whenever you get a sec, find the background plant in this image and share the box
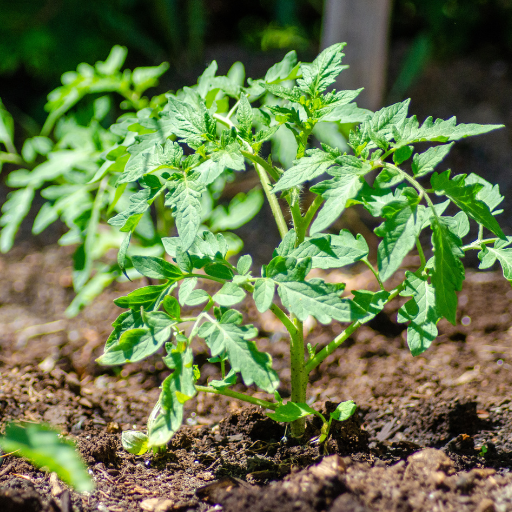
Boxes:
[95,43,510,451]
[0,46,266,315]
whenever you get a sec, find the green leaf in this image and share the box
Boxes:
[478,237,512,283]
[209,188,264,232]
[396,115,504,146]
[179,278,210,306]
[209,368,237,390]
[0,187,35,253]
[465,173,504,214]
[431,170,505,238]
[0,423,93,492]
[371,99,410,136]
[412,143,453,177]
[198,312,278,393]
[262,83,302,103]
[397,271,440,356]
[273,149,336,192]
[150,346,196,448]
[374,167,405,189]
[237,254,252,275]
[297,43,347,96]
[213,282,246,306]
[430,217,465,324]
[161,96,210,144]
[351,290,390,324]
[267,257,362,323]
[0,99,14,150]
[163,296,181,319]
[114,284,169,309]
[264,50,299,83]
[165,173,205,251]
[253,278,276,313]
[236,95,254,141]
[98,311,175,365]
[393,145,414,165]
[109,178,162,231]
[210,142,245,172]
[310,173,365,234]
[132,256,183,280]
[118,231,131,277]
[375,204,427,282]
[330,400,356,422]
[175,247,193,274]
[204,263,234,280]
[267,402,318,423]
[121,431,149,455]
[288,230,369,269]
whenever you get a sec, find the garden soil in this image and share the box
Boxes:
[2,241,512,512]
[3,51,512,512]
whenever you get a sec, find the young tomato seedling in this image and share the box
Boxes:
[96,44,509,452]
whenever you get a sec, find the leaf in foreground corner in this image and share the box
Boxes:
[0,423,93,492]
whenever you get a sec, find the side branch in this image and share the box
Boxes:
[195,385,277,410]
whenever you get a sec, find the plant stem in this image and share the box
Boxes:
[270,304,297,337]
[302,195,324,236]
[289,316,306,437]
[362,257,385,291]
[478,223,484,242]
[305,286,403,374]
[195,385,277,410]
[416,238,426,269]
[252,158,289,240]
[462,238,498,252]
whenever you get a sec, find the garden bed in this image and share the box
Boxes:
[2,243,512,512]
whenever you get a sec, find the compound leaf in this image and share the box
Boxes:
[397,271,440,356]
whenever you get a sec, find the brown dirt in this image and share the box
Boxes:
[2,241,512,512]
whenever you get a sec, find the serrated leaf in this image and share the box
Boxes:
[310,172,365,234]
[267,402,318,423]
[237,254,252,275]
[236,95,253,141]
[273,149,336,192]
[210,142,245,171]
[465,173,504,214]
[374,167,405,189]
[198,315,278,393]
[478,237,512,282]
[109,179,162,231]
[431,170,505,238]
[262,83,302,103]
[161,96,210,144]
[430,217,465,324]
[267,257,361,323]
[98,312,175,365]
[132,256,183,280]
[297,43,347,96]
[412,143,453,177]
[288,230,368,269]
[165,173,205,251]
[149,347,196,448]
[0,423,93,492]
[371,99,410,135]
[253,278,276,313]
[114,284,169,309]
[396,115,503,146]
[397,271,440,356]
[213,282,246,306]
[121,431,149,455]
[375,204,427,282]
[330,400,356,422]
[351,290,390,324]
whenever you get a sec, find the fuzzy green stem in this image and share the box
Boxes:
[195,385,277,410]
[303,195,324,235]
[240,150,281,182]
[462,238,499,252]
[289,316,306,437]
[270,304,297,337]
[478,223,484,242]
[416,238,427,269]
[305,286,403,374]
[362,257,385,291]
